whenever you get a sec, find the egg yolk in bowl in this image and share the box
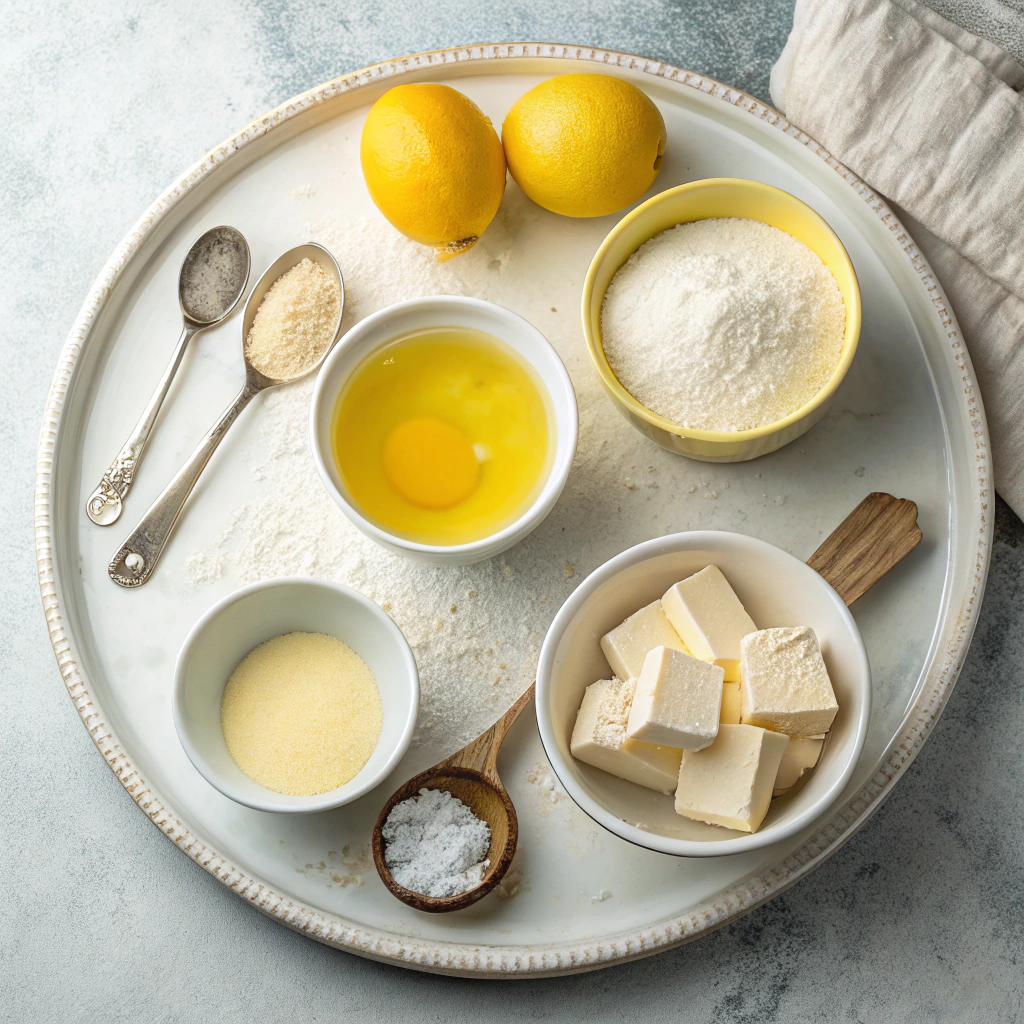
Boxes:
[332,327,553,546]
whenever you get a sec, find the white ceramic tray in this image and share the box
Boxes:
[36,44,991,977]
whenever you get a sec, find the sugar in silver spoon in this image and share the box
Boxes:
[108,243,345,588]
[86,225,251,526]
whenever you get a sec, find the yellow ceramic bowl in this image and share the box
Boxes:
[581,178,862,462]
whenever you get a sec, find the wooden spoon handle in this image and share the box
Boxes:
[807,492,922,606]
[441,683,536,782]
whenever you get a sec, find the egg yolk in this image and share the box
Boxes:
[382,417,480,510]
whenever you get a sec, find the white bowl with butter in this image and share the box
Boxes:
[536,533,870,857]
[173,577,419,813]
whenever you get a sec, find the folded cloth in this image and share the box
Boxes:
[770,0,1024,518]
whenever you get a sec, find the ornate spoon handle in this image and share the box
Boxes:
[108,376,266,588]
[86,324,198,526]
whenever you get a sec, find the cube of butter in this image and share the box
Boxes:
[740,627,838,737]
[600,601,688,681]
[626,646,724,750]
[570,677,682,794]
[661,566,756,681]
[720,681,742,724]
[773,735,825,795]
[674,724,789,833]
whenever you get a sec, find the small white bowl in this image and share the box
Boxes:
[309,296,578,566]
[172,577,419,813]
[536,532,870,857]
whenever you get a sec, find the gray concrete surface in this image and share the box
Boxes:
[3,1,1024,1020]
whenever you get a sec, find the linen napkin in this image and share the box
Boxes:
[770,0,1024,518]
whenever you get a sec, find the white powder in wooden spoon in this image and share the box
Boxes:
[382,788,490,897]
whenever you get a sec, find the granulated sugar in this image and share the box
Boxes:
[601,218,846,431]
[221,631,382,795]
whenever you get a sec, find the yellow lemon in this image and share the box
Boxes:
[502,74,667,218]
[360,84,506,261]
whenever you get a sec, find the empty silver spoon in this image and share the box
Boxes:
[108,243,345,588]
[86,225,251,526]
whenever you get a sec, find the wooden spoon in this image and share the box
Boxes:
[372,683,535,913]
[807,492,922,605]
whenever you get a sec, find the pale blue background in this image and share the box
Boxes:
[3,1,1024,1020]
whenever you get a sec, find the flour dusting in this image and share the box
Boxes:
[602,218,845,431]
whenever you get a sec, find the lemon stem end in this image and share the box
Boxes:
[433,236,479,262]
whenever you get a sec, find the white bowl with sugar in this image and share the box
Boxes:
[173,577,419,813]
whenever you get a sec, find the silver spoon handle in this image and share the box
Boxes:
[86,323,199,526]
[108,377,265,588]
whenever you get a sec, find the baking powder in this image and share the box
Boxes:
[382,788,491,897]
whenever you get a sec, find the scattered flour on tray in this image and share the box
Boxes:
[189,373,553,768]
[184,188,682,771]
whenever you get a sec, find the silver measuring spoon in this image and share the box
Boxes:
[86,225,251,526]
[108,243,345,588]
